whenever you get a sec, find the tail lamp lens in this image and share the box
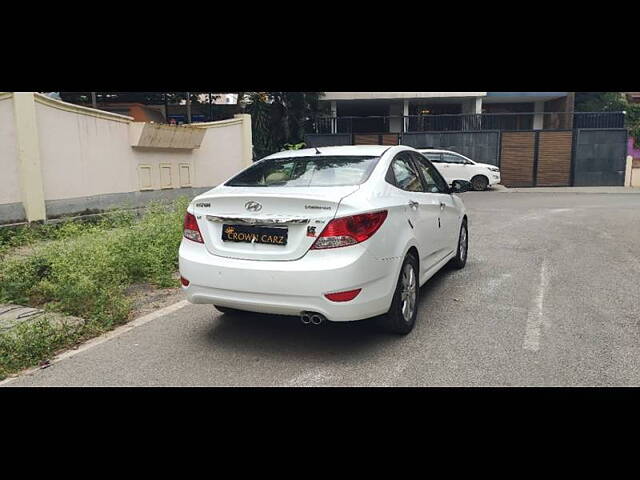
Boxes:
[183,212,204,243]
[312,210,388,250]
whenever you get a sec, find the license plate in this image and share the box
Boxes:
[222,224,288,246]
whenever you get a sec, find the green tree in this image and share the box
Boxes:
[242,92,324,160]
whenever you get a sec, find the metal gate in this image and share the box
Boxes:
[500,130,573,187]
[401,131,500,166]
[536,131,573,186]
[572,129,628,186]
[353,133,399,145]
[500,132,536,187]
[304,134,352,147]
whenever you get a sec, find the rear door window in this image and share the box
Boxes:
[413,153,450,193]
[389,153,424,192]
[443,153,466,164]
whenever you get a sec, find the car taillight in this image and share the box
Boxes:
[311,210,388,250]
[183,212,204,243]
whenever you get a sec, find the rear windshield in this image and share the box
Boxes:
[225,156,380,187]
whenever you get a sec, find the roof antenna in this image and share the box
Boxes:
[314,146,322,155]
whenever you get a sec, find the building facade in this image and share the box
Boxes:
[317,92,576,134]
[306,92,628,188]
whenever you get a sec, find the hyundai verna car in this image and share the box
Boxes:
[179,145,470,334]
[418,149,501,191]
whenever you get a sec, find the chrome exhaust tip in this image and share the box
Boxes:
[310,314,325,325]
[301,314,311,325]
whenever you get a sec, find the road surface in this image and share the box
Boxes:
[6,191,640,386]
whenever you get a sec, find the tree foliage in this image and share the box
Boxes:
[57,92,227,105]
[242,92,324,160]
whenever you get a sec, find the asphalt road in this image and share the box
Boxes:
[6,191,640,386]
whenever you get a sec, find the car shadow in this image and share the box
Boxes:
[202,263,453,361]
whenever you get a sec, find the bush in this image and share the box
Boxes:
[0,197,190,379]
[0,197,189,328]
[0,317,84,380]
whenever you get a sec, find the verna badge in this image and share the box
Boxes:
[245,201,262,212]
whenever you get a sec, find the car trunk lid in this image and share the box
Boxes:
[191,186,359,261]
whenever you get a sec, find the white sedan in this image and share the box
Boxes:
[179,145,470,334]
[418,149,501,191]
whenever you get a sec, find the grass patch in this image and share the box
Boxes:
[0,198,189,379]
[0,209,138,258]
[0,316,86,380]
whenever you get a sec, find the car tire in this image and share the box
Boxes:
[378,252,419,335]
[450,219,468,270]
[471,175,489,191]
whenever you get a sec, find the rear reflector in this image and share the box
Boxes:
[324,288,362,302]
[184,212,204,243]
[180,276,190,287]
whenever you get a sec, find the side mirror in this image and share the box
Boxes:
[451,179,472,193]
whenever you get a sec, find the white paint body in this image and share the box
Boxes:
[179,146,468,322]
[418,149,501,188]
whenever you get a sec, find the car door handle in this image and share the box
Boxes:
[408,200,419,209]
[439,202,446,210]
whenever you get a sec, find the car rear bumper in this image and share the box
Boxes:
[178,239,400,322]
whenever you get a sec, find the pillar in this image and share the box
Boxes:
[403,99,409,132]
[462,97,482,114]
[389,101,403,133]
[234,113,254,165]
[13,92,46,222]
[330,101,337,133]
[533,100,545,130]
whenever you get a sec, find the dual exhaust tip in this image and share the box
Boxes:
[301,312,326,325]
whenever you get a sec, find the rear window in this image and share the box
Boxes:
[225,156,380,187]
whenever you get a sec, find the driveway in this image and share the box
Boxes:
[5,191,640,386]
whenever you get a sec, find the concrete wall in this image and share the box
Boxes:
[0,95,20,205]
[630,157,640,188]
[0,94,25,223]
[0,93,252,224]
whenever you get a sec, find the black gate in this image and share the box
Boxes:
[400,131,500,166]
[572,129,628,186]
[304,134,353,148]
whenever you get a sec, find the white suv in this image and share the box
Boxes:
[418,149,501,191]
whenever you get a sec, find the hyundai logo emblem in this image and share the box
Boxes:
[245,201,262,212]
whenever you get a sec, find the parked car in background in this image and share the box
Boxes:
[179,145,472,335]
[418,149,501,191]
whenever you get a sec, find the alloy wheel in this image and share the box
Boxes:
[400,263,417,322]
[459,224,468,262]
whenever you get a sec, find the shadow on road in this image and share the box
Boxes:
[202,265,452,361]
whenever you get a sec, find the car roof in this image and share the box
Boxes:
[417,149,454,153]
[264,145,397,159]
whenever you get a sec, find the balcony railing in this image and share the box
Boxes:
[309,112,625,134]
